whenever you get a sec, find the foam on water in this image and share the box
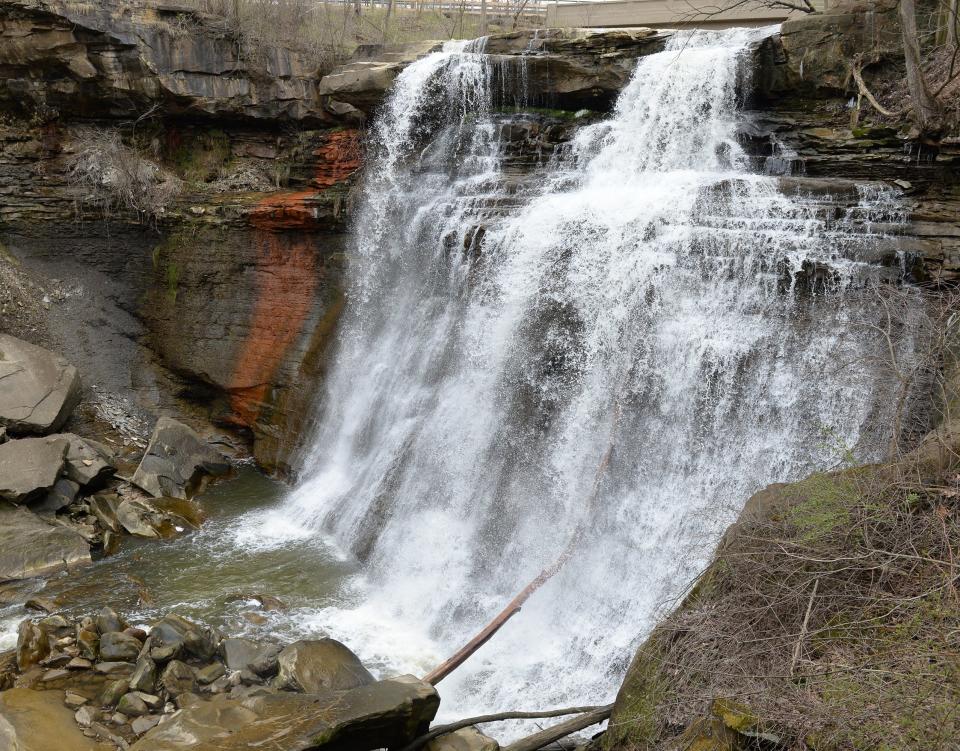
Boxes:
[233,28,918,729]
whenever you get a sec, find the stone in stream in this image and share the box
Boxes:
[131,714,161,736]
[0,504,90,579]
[424,727,501,751]
[130,417,230,499]
[150,613,219,660]
[89,494,122,533]
[94,607,125,635]
[116,691,149,717]
[131,675,440,751]
[115,499,160,538]
[274,638,375,693]
[98,631,142,661]
[196,661,226,685]
[77,629,99,660]
[0,334,81,435]
[16,619,51,671]
[160,660,197,697]
[221,637,282,675]
[128,657,157,692]
[0,436,70,504]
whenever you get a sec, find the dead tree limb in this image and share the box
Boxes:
[851,60,900,117]
[423,404,622,685]
[502,704,614,751]
[399,706,606,751]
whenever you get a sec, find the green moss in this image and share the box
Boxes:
[786,472,859,542]
[604,642,669,749]
[166,262,180,302]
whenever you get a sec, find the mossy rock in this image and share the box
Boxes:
[711,697,758,733]
[678,717,739,751]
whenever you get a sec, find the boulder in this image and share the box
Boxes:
[131,675,440,751]
[160,660,197,697]
[16,620,51,671]
[0,503,90,580]
[221,637,282,674]
[116,691,149,717]
[0,436,70,504]
[274,638,375,693]
[57,434,115,488]
[0,335,81,435]
[130,417,230,499]
[98,632,142,661]
[150,613,219,660]
[33,477,80,514]
[0,687,112,751]
[425,727,500,751]
[89,494,122,533]
[129,657,157,693]
[115,499,160,538]
[94,607,125,635]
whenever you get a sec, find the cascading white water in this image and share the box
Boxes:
[242,28,916,727]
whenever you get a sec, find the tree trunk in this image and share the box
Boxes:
[502,705,614,751]
[899,0,939,130]
[480,0,488,36]
[948,0,959,48]
[383,0,394,42]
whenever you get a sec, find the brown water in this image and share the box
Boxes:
[0,468,357,650]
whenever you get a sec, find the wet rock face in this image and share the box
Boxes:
[0,0,328,123]
[0,503,91,580]
[0,334,81,435]
[130,417,229,499]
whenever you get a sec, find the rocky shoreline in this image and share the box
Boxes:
[0,332,231,585]
[4,605,453,751]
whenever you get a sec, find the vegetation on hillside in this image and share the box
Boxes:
[605,291,960,750]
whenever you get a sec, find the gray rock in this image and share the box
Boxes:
[115,500,160,538]
[76,629,98,660]
[89,494,122,533]
[221,637,281,674]
[149,614,218,660]
[64,691,88,709]
[33,477,80,514]
[130,675,440,751]
[0,504,90,580]
[196,662,226,685]
[131,715,161,736]
[0,334,81,435]
[133,692,162,710]
[74,704,100,728]
[99,632,142,661]
[129,657,157,693]
[101,678,129,707]
[16,620,50,670]
[66,657,93,670]
[57,434,115,488]
[116,692,149,717]
[94,661,134,676]
[160,660,196,697]
[424,727,500,751]
[0,426,6,443]
[274,638,374,693]
[95,607,125,634]
[130,417,230,499]
[0,436,70,504]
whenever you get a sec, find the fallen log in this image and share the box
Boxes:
[502,703,614,751]
[399,705,606,751]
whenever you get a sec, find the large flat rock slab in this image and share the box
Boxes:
[0,334,80,435]
[0,503,91,579]
[131,417,230,499]
[132,675,440,750]
[0,436,69,504]
[0,687,112,751]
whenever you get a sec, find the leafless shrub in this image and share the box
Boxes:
[207,162,275,193]
[65,127,183,224]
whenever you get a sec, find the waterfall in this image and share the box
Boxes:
[242,29,916,727]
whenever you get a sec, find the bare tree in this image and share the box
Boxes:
[899,0,941,131]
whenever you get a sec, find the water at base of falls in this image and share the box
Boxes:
[232,28,921,729]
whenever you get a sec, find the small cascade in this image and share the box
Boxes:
[239,29,921,728]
